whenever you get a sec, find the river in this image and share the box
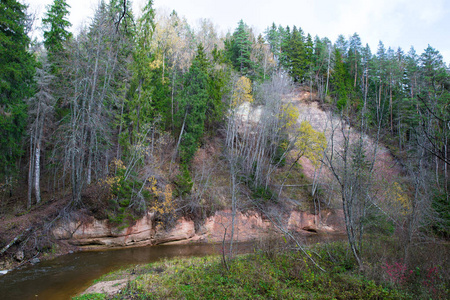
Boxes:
[0,234,345,300]
[0,242,254,300]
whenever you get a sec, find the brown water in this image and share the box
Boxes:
[0,243,253,300]
[0,235,344,300]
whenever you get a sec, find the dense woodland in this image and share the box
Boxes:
[1,0,450,293]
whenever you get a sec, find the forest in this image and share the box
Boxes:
[1,0,449,298]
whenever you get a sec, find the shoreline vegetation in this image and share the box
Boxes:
[74,239,449,300]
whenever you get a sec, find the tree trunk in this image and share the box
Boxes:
[34,141,41,204]
[27,136,34,209]
[325,47,331,97]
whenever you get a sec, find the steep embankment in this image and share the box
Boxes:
[1,87,405,268]
[51,87,406,250]
[290,88,403,206]
[51,209,344,250]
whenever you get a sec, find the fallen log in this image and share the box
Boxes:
[0,227,31,255]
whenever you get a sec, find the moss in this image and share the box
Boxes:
[89,242,410,299]
[72,293,106,300]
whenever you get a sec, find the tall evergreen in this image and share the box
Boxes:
[0,0,35,184]
[125,0,160,143]
[348,33,362,89]
[42,0,72,63]
[289,26,306,82]
[265,23,281,63]
[177,45,210,165]
[331,48,351,110]
[227,20,253,76]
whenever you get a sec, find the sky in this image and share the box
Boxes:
[25,0,450,63]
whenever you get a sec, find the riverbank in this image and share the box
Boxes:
[74,240,411,299]
[0,206,344,279]
[0,242,253,300]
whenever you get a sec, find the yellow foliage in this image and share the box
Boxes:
[113,158,126,171]
[149,57,163,70]
[232,76,253,107]
[279,103,299,131]
[147,177,174,216]
[391,182,410,215]
[295,121,327,166]
[100,159,126,199]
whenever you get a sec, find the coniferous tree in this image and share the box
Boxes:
[124,0,157,145]
[311,36,331,99]
[42,0,72,67]
[335,34,348,55]
[0,0,35,189]
[177,45,210,165]
[265,23,281,64]
[227,20,253,75]
[418,46,449,174]
[331,48,351,110]
[57,0,133,202]
[287,26,306,82]
[348,33,362,89]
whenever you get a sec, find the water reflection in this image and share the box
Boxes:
[0,242,252,300]
[0,234,344,300]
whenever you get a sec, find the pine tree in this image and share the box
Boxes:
[278,25,290,70]
[227,20,253,75]
[348,33,362,89]
[418,46,449,170]
[265,23,281,64]
[42,0,72,63]
[311,36,331,99]
[125,0,159,143]
[288,26,306,82]
[177,45,210,165]
[0,0,35,186]
[335,34,348,55]
[331,48,351,110]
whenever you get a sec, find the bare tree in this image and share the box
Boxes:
[224,72,297,256]
[322,99,382,268]
[56,2,132,203]
[27,54,55,208]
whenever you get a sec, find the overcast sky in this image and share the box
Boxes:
[26,0,450,63]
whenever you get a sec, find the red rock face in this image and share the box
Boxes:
[52,209,344,250]
[192,210,273,243]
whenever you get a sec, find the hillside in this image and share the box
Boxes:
[1,1,449,298]
[0,86,406,265]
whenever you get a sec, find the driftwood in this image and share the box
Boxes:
[0,227,31,255]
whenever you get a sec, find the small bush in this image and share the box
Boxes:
[72,293,106,300]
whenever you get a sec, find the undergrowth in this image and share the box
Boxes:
[74,240,426,300]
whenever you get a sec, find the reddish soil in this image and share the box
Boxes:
[0,193,78,270]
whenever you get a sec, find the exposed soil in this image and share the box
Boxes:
[0,192,78,270]
[81,277,136,297]
[290,87,403,205]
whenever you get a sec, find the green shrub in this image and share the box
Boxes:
[173,164,193,197]
[72,293,106,300]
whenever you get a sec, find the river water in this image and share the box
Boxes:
[0,242,253,300]
[0,234,344,300]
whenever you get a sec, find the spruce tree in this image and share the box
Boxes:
[0,0,35,184]
[177,45,210,165]
[288,26,306,82]
[265,23,281,63]
[331,48,351,109]
[227,20,253,75]
[42,0,72,63]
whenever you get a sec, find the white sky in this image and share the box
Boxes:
[25,0,450,63]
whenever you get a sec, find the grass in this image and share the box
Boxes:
[74,240,416,300]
